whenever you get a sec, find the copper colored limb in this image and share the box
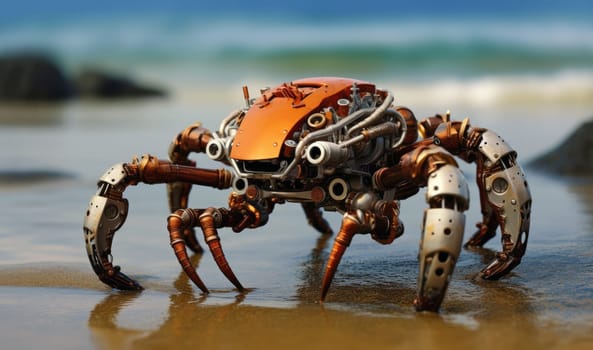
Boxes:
[168,122,212,165]
[128,154,233,189]
[167,123,213,221]
[480,200,531,280]
[182,227,203,254]
[130,154,233,255]
[371,201,404,245]
[168,182,192,212]
[464,212,498,247]
[227,194,269,233]
[199,208,245,291]
[320,214,359,301]
[301,202,333,235]
[167,210,209,293]
[83,157,226,291]
[167,182,202,253]
[481,249,522,280]
[418,115,446,138]
[395,106,419,146]
[126,154,233,255]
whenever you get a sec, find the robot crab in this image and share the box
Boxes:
[84,77,531,312]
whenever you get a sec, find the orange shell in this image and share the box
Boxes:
[230,77,376,161]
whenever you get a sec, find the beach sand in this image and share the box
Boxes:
[1,257,593,350]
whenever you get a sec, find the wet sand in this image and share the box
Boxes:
[1,102,593,349]
[1,258,593,350]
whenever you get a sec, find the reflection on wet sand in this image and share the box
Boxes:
[295,233,331,303]
[460,246,537,317]
[295,232,419,312]
[296,228,536,318]
[85,236,586,350]
[85,250,593,350]
[89,254,248,349]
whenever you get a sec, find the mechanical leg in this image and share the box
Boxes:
[166,194,269,293]
[373,145,469,311]
[415,164,468,311]
[320,192,403,301]
[301,202,334,236]
[468,130,531,279]
[432,121,532,279]
[167,122,214,252]
[83,154,233,290]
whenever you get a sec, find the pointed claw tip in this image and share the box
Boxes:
[479,269,502,281]
[128,281,143,290]
[480,255,521,281]
[320,284,330,302]
[229,279,244,292]
[190,278,210,294]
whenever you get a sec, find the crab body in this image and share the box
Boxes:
[84,77,531,312]
[209,78,403,211]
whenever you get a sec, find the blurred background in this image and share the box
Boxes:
[2,0,593,111]
[1,0,592,158]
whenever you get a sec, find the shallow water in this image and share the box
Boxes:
[1,96,593,349]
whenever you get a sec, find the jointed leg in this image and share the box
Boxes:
[320,214,358,301]
[302,202,334,236]
[373,145,469,311]
[166,194,270,293]
[431,119,532,279]
[415,164,468,311]
[444,126,531,279]
[320,193,404,301]
[473,149,531,279]
[83,154,233,290]
[167,123,214,252]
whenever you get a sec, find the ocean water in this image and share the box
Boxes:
[1,3,593,350]
[2,2,593,108]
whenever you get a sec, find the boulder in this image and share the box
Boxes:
[0,53,167,102]
[74,68,166,98]
[529,118,593,175]
[0,53,74,101]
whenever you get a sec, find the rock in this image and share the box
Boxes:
[0,169,75,184]
[0,53,167,102]
[74,68,166,98]
[0,53,74,101]
[529,118,593,175]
